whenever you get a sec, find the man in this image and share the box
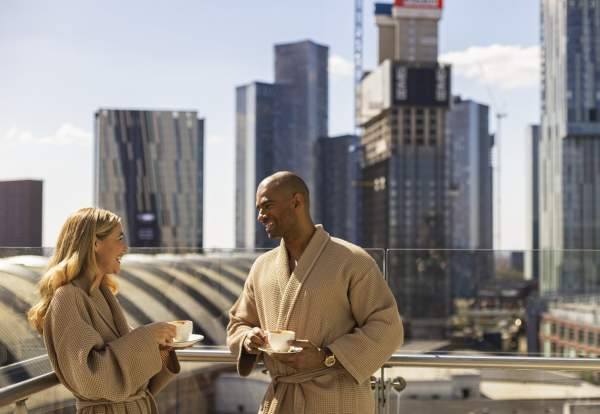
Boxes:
[227,171,403,413]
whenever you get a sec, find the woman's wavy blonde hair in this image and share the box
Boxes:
[28,207,122,334]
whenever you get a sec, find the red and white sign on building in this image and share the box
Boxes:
[394,0,443,9]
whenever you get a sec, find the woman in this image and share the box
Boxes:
[28,207,180,413]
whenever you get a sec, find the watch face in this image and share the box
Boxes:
[325,355,336,367]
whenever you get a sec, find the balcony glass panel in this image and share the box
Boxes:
[3,248,600,412]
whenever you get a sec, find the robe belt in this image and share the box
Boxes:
[75,389,157,413]
[263,367,346,414]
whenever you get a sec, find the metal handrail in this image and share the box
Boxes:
[177,348,600,370]
[4,349,600,408]
[0,372,57,407]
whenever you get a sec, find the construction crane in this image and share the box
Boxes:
[478,62,508,250]
[354,0,363,135]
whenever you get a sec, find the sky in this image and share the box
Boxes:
[0,0,540,250]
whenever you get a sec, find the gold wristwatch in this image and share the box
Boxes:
[323,347,336,367]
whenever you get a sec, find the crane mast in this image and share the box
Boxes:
[354,0,363,134]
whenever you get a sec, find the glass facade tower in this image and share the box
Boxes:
[540,0,600,294]
[95,109,204,248]
[235,40,328,248]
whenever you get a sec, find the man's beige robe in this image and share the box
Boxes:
[43,276,180,414]
[227,225,404,413]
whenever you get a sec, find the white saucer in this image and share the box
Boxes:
[258,346,302,355]
[171,334,204,348]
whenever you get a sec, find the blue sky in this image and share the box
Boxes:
[0,0,539,249]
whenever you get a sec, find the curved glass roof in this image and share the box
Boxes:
[0,252,257,385]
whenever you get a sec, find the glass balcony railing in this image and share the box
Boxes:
[2,247,600,413]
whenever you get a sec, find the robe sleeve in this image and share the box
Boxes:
[327,260,404,385]
[226,265,261,376]
[148,349,181,395]
[43,285,164,401]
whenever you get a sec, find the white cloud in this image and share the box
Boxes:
[329,54,354,77]
[2,123,92,146]
[440,44,540,90]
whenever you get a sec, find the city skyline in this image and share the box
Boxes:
[0,0,539,249]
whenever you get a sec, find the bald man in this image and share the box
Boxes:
[226,171,403,414]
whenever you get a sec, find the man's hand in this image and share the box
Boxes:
[243,327,267,354]
[269,339,325,371]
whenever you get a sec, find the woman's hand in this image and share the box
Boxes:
[146,322,177,347]
[158,346,180,373]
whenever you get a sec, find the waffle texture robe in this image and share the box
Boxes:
[43,277,180,414]
[227,225,404,413]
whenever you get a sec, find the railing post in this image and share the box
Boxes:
[13,398,28,414]
[370,375,384,414]
[378,367,386,413]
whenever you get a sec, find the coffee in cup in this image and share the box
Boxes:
[168,320,193,341]
[267,329,295,352]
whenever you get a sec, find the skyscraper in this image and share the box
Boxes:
[540,0,600,294]
[525,124,540,282]
[375,0,440,64]
[360,0,451,337]
[446,96,493,251]
[314,135,361,244]
[0,180,43,247]
[446,97,494,298]
[235,82,281,249]
[235,40,329,249]
[275,40,329,203]
[95,109,204,248]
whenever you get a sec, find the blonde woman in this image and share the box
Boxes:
[28,207,180,414]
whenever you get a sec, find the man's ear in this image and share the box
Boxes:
[94,239,100,253]
[292,193,302,208]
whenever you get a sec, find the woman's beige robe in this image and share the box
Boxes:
[227,225,404,413]
[43,277,180,414]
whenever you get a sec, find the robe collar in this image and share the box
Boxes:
[72,275,129,338]
[274,224,330,329]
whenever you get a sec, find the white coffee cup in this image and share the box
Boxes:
[267,330,295,352]
[169,320,193,341]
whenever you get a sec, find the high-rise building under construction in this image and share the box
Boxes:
[359,0,451,337]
